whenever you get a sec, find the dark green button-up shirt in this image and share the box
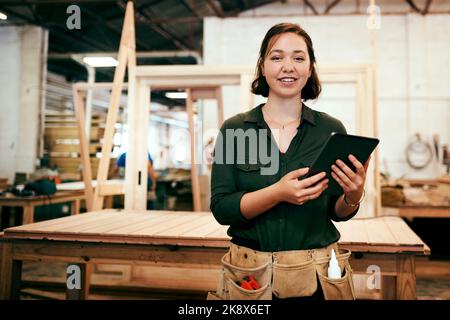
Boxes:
[210,103,358,252]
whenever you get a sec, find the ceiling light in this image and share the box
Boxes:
[165,92,187,99]
[0,12,7,20]
[82,56,118,67]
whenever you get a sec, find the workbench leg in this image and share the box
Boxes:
[104,196,113,209]
[381,276,396,300]
[0,243,22,299]
[66,263,92,300]
[23,204,34,225]
[396,254,416,300]
[71,199,80,215]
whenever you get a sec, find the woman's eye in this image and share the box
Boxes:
[270,56,281,61]
[294,57,305,62]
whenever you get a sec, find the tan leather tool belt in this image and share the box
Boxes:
[208,242,356,300]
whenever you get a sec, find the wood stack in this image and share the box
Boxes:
[44,113,118,180]
[381,185,406,207]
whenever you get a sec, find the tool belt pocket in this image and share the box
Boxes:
[315,248,356,300]
[272,251,317,299]
[217,250,272,300]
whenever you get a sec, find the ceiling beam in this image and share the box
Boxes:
[180,0,201,18]
[80,5,153,51]
[0,4,120,52]
[48,26,110,52]
[304,0,319,15]
[134,16,201,25]
[0,0,117,4]
[405,0,421,14]
[405,0,433,15]
[0,5,34,24]
[206,0,225,18]
[136,0,166,13]
[422,0,433,15]
[324,0,342,14]
[116,0,193,51]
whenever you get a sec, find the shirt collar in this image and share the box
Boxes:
[243,103,317,127]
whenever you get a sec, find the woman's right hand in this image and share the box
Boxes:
[274,168,329,205]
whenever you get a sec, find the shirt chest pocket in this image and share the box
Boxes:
[235,163,271,192]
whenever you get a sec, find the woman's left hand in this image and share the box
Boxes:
[331,154,371,204]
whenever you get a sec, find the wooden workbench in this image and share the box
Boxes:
[383,179,450,219]
[0,210,429,300]
[0,190,84,225]
[396,205,450,219]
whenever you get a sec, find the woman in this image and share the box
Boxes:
[209,23,370,300]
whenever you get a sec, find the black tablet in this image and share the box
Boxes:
[300,132,380,196]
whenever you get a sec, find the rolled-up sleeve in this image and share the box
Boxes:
[210,122,252,228]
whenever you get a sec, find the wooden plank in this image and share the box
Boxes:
[22,288,64,300]
[127,77,148,210]
[135,65,254,78]
[64,212,152,234]
[97,181,125,196]
[71,199,80,215]
[186,88,201,212]
[103,212,179,235]
[369,0,381,217]
[0,241,11,299]
[205,225,229,238]
[3,210,113,232]
[154,215,213,237]
[239,73,253,113]
[398,207,450,218]
[335,219,370,244]
[50,212,130,233]
[0,243,21,299]
[73,88,94,211]
[180,220,224,238]
[23,204,34,225]
[191,88,218,100]
[79,213,153,234]
[383,216,426,246]
[349,253,397,276]
[0,191,84,206]
[92,1,135,211]
[381,276,397,300]
[66,263,91,300]
[364,217,398,246]
[73,82,129,90]
[6,211,121,234]
[12,241,228,266]
[216,87,224,127]
[339,243,424,254]
[334,220,353,243]
[132,212,201,236]
[396,254,416,299]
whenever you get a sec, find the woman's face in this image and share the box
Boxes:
[262,32,312,100]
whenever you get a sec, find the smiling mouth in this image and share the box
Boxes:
[278,77,297,83]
